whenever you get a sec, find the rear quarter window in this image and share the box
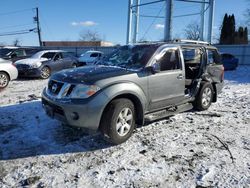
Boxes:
[207,49,221,65]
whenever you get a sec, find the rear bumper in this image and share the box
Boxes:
[215,82,223,94]
[41,89,109,131]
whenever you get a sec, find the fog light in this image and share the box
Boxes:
[71,112,79,120]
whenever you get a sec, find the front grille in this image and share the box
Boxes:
[48,80,64,95]
[16,64,31,70]
[48,80,75,97]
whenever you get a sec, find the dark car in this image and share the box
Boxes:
[0,47,40,63]
[15,50,78,79]
[221,53,239,70]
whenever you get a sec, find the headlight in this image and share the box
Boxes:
[31,62,42,68]
[70,84,100,99]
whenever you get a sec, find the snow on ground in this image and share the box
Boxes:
[0,67,250,187]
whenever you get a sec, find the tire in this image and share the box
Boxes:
[194,82,214,111]
[0,72,10,89]
[40,66,51,79]
[100,98,135,145]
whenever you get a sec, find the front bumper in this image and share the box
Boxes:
[17,68,41,77]
[41,89,109,131]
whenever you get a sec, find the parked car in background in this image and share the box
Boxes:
[0,58,18,89]
[0,46,40,63]
[78,51,104,66]
[14,50,78,79]
[221,53,239,70]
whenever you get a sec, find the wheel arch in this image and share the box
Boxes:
[99,93,145,131]
[0,71,10,80]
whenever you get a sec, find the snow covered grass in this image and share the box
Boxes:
[0,66,249,187]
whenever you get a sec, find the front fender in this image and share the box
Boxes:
[102,82,147,109]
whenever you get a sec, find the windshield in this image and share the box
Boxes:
[98,45,158,69]
[31,51,45,59]
[0,49,13,57]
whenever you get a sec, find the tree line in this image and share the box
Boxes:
[220,14,248,44]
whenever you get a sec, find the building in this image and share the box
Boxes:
[42,41,114,47]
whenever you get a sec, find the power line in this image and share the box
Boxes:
[0,8,33,16]
[0,23,34,30]
[141,4,165,39]
[0,28,36,37]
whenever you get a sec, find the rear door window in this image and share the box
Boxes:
[182,48,201,64]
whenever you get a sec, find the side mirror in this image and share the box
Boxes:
[147,63,160,74]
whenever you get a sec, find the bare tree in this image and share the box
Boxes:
[184,22,200,40]
[13,38,21,46]
[79,30,101,41]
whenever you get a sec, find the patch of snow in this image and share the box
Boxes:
[0,66,250,187]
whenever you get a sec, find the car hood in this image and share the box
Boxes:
[15,58,47,65]
[51,65,138,84]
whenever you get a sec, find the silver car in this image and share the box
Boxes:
[0,58,18,89]
[42,41,224,144]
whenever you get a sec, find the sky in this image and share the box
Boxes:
[0,0,249,46]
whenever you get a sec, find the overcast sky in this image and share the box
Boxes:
[0,0,248,46]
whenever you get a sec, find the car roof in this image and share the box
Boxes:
[85,50,103,54]
[38,50,65,53]
[2,46,19,49]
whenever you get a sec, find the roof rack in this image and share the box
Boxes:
[172,39,210,45]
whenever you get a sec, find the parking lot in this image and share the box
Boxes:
[0,66,249,187]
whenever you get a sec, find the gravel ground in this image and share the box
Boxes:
[0,66,249,187]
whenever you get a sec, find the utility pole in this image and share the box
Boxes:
[34,7,42,46]
[126,0,133,44]
[132,0,140,43]
[164,0,173,41]
[200,0,205,41]
[208,0,215,43]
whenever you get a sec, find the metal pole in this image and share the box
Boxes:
[132,0,140,43]
[35,7,42,46]
[164,0,173,41]
[208,0,215,43]
[200,0,205,41]
[126,0,133,44]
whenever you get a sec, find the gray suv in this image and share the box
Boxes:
[42,40,224,144]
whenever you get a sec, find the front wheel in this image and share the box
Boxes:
[40,66,51,79]
[100,98,135,145]
[0,72,10,89]
[194,82,214,111]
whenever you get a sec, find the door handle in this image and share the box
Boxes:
[177,74,183,80]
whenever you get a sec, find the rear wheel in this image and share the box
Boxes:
[40,66,51,79]
[100,98,135,144]
[194,82,214,111]
[0,72,9,89]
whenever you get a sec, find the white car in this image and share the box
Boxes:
[0,58,18,89]
[78,51,104,66]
